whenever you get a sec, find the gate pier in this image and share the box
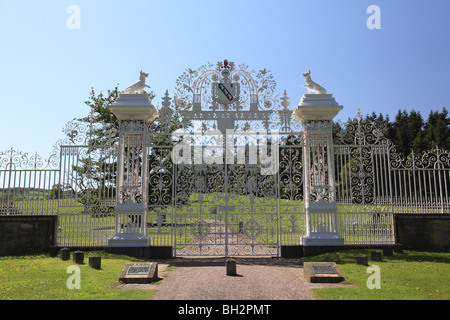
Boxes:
[108,93,158,247]
[293,94,345,247]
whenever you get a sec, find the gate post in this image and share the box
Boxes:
[293,93,345,247]
[108,93,158,247]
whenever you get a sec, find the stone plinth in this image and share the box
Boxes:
[292,94,343,122]
[301,232,345,246]
[119,262,158,284]
[303,262,344,283]
[109,94,158,121]
[108,233,152,247]
[108,205,151,247]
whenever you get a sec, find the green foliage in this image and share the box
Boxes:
[422,108,450,151]
[338,157,358,197]
[45,184,66,200]
[365,107,449,156]
[340,108,449,157]
[75,86,189,214]
[79,86,121,144]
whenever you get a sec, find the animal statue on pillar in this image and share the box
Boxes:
[301,70,327,94]
[123,70,151,94]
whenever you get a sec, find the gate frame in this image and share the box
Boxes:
[171,130,282,257]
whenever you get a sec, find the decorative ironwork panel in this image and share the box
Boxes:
[56,117,118,246]
[170,60,310,255]
[57,144,117,246]
[333,112,395,244]
[389,146,450,214]
[0,148,60,216]
[278,134,306,245]
[174,60,300,133]
[173,154,281,256]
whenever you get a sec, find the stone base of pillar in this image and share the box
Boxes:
[108,233,152,247]
[301,232,344,246]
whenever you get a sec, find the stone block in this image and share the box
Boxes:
[226,258,237,276]
[356,254,368,266]
[89,255,102,269]
[383,247,394,257]
[73,250,84,264]
[371,250,382,261]
[60,247,70,261]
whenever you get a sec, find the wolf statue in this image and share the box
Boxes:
[123,70,151,94]
[301,70,327,94]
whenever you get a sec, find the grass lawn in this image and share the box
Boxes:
[0,249,448,300]
[0,251,155,300]
[305,250,450,300]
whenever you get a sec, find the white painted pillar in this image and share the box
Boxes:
[108,94,158,247]
[293,94,345,246]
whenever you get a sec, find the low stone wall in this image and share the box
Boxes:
[281,244,399,258]
[0,215,58,256]
[395,214,450,252]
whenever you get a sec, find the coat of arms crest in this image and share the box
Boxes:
[212,59,240,106]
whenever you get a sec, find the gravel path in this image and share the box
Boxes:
[112,224,352,300]
[151,258,317,300]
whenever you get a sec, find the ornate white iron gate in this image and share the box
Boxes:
[2,60,448,254]
[167,60,299,256]
[173,141,280,256]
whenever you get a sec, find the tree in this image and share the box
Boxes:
[78,86,121,146]
[386,107,449,156]
[73,86,188,217]
[45,183,66,200]
[66,86,123,213]
[391,110,411,156]
[423,107,450,151]
[334,107,449,204]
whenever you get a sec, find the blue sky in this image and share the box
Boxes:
[0,0,449,158]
